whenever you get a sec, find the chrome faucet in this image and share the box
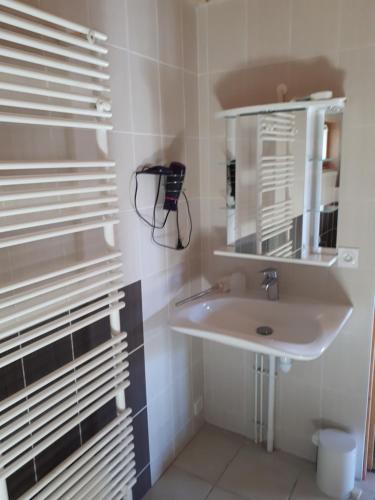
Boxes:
[260,268,279,301]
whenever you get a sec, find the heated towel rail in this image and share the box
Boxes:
[0,1,135,499]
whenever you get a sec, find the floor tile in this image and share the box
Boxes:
[143,466,212,500]
[206,487,246,500]
[218,444,302,500]
[174,424,246,484]
[290,466,330,499]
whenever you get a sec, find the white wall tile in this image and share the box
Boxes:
[127,0,158,58]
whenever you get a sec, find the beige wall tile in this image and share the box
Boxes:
[128,0,158,58]
[197,4,209,74]
[341,0,375,50]
[182,0,198,72]
[207,0,247,73]
[130,54,161,134]
[247,0,292,62]
[39,0,88,25]
[184,72,199,137]
[157,0,183,67]
[160,65,185,136]
[290,0,340,58]
[108,46,131,132]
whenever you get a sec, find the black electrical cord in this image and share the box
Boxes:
[134,170,192,251]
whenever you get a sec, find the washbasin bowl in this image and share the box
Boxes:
[170,293,353,360]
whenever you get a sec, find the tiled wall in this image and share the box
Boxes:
[197,0,375,477]
[1,0,205,494]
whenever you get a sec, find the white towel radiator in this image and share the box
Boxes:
[0,1,135,499]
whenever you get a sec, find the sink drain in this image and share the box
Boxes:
[256,326,273,336]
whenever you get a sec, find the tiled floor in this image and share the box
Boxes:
[144,424,375,500]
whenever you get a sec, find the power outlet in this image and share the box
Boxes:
[338,247,359,269]
[193,397,203,416]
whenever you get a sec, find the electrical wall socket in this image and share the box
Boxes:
[193,397,203,416]
[338,247,359,268]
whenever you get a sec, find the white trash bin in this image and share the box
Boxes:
[312,429,356,499]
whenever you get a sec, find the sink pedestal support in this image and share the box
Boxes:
[267,355,276,452]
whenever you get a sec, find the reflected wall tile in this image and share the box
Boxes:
[290,0,340,58]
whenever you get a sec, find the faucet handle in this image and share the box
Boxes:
[259,267,278,278]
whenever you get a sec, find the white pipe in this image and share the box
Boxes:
[0,218,119,249]
[0,98,112,118]
[0,196,118,217]
[0,82,99,104]
[254,354,258,443]
[0,333,127,411]
[0,251,121,295]
[0,161,115,170]
[0,47,109,79]
[0,12,107,53]
[267,356,276,452]
[0,184,117,202]
[0,379,130,478]
[0,0,107,40]
[0,113,112,130]
[20,415,133,500]
[0,64,110,92]
[0,28,108,67]
[260,355,264,443]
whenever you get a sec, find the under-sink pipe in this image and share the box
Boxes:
[267,355,276,452]
[254,354,258,442]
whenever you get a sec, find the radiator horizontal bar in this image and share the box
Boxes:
[261,155,294,161]
[67,445,135,500]
[0,11,107,54]
[0,184,117,202]
[0,357,129,444]
[0,98,112,118]
[0,282,124,340]
[261,200,292,212]
[52,437,134,500]
[0,82,100,104]
[0,172,116,184]
[260,136,296,142]
[0,260,122,309]
[0,271,123,326]
[0,28,108,67]
[19,412,133,500]
[261,218,293,232]
[0,46,109,80]
[0,379,130,478]
[261,226,293,242]
[0,63,110,92]
[260,184,293,193]
[0,208,119,234]
[90,463,136,500]
[0,161,115,170]
[266,241,293,257]
[0,0,107,41]
[0,333,127,412]
[0,112,113,129]
[0,217,119,249]
[0,300,124,367]
[261,221,293,236]
[0,251,121,295]
[0,195,118,217]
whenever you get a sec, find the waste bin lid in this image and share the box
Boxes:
[318,429,356,453]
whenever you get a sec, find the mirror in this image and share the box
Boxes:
[223,103,344,265]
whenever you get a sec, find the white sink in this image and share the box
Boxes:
[170,293,353,361]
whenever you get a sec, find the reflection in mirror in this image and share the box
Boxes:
[224,102,344,265]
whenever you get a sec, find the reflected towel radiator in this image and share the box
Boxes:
[0,1,135,499]
[256,113,296,258]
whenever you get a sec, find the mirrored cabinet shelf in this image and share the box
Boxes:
[215,97,346,267]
